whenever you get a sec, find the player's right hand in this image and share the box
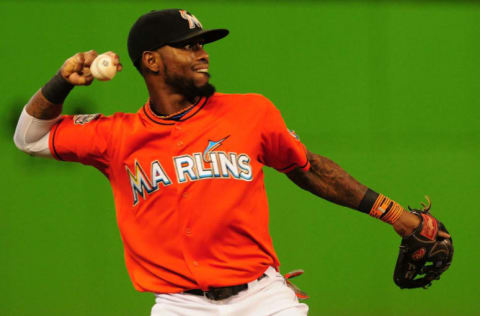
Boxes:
[59,50,99,86]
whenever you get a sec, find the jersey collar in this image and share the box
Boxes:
[141,96,209,125]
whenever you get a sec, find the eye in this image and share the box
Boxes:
[183,42,204,51]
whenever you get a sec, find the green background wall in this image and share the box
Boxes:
[1,1,478,315]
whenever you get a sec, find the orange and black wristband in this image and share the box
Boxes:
[358,189,405,225]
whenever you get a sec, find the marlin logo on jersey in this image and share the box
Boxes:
[126,136,252,206]
[203,136,229,162]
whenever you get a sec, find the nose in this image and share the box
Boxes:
[195,44,209,63]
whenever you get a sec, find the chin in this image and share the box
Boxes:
[197,82,216,98]
[194,74,210,87]
[165,73,215,102]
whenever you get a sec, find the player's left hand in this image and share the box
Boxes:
[393,206,450,239]
[393,197,453,289]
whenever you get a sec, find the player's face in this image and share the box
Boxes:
[157,40,215,101]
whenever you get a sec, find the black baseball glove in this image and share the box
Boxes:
[393,197,453,289]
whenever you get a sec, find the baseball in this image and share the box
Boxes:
[90,53,117,81]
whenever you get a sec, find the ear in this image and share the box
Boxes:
[141,51,161,73]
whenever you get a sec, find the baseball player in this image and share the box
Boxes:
[13,9,452,316]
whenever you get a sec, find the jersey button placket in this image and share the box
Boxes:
[172,123,184,148]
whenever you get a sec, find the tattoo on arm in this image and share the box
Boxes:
[287,150,368,209]
[25,90,63,120]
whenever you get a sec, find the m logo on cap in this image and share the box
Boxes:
[180,10,203,29]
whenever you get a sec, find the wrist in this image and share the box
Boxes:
[358,189,409,226]
[393,211,421,237]
[41,72,74,104]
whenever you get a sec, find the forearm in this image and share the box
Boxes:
[288,150,421,236]
[26,70,77,119]
[26,89,63,119]
[288,151,367,209]
[15,71,74,156]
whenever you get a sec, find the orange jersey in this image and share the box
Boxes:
[49,93,310,293]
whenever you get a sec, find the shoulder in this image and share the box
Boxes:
[210,92,278,112]
[109,111,137,121]
[105,112,144,132]
[212,92,272,103]
[65,111,132,122]
[63,112,140,132]
[90,111,140,124]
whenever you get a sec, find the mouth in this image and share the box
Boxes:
[195,68,209,75]
[193,64,209,75]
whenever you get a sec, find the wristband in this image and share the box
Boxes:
[370,194,404,224]
[41,72,74,104]
[358,189,405,224]
[358,188,379,213]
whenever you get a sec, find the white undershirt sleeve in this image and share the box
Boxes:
[13,106,61,158]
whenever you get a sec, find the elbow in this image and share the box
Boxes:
[13,127,26,152]
[13,106,55,157]
[13,109,32,154]
[306,150,324,171]
[13,137,49,156]
[287,167,317,193]
[13,132,32,155]
[13,128,48,156]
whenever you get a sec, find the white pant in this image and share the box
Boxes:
[151,267,309,316]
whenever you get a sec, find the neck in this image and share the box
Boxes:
[145,78,198,116]
[149,91,198,116]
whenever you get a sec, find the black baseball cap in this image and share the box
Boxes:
[128,9,229,67]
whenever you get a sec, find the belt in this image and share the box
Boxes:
[184,274,267,301]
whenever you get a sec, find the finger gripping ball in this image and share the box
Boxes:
[91,54,117,81]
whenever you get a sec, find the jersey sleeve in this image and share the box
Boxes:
[49,113,113,176]
[258,97,310,173]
